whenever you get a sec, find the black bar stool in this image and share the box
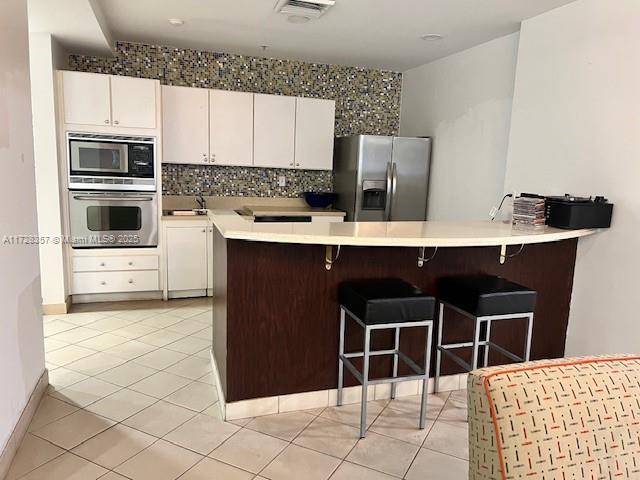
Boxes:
[434,274,537,392]
[338,278,435,438]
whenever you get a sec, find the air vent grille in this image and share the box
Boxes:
[288,0,324,11]
[275,0,335,18]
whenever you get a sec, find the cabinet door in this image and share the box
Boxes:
[162,85,209,164]
[253,93,296,168]
[167,226,208,291]
[295,98,335,170]
[110,76,157,128]
[62,71,111,126]
[210,90,254,166]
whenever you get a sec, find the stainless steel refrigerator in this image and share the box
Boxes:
[333,135,432,221]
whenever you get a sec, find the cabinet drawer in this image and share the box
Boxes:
[73,255,159,272]
[72,270,159,294]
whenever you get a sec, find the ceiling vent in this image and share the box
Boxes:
[274,0,336,19]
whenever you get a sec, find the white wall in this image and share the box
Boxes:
[504,0,640,354]
[0,0,46,452]
[28,31,68,308]
[400,33,519,220]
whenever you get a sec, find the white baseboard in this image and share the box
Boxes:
[72,291,163,304]
[168,289,208,300]
[42,296,71,315]
[209,349,226,420]
[0,369,49,479]
[221,373,468,421]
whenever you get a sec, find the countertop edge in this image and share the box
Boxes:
[208,211,598,247]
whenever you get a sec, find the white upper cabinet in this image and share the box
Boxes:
[253,93,296,169]
[294,97,335,170]
[162,85,209,164]
[210,90,254,166]
[158,85,335,170]
[62,71,111,126]
[61,71,158,129]
[110,76,157,129]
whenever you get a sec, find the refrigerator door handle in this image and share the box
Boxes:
[384,162,392,220]
[390,162,398,220]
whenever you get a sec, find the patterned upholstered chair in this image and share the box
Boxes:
[467,355,640,480]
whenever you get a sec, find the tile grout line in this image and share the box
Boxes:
[401,390,459,479]
[38,300,468,480]
[33,302,217,477]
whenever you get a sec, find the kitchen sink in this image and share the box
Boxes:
[163,209,208,216]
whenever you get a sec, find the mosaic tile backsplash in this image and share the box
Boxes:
[69,41,402,197]
[162,164,332,197]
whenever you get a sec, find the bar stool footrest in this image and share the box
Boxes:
[340,353,426,382]
[437,341,526,372]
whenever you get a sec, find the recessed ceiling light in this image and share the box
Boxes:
[287,14,311,24]
[420,33,443,41]
[168,18,185,27]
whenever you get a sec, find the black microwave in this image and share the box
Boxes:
[68,133,156,191]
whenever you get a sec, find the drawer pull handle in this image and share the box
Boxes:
[128,262,133,266]
[114,120,120,125]
[100,262,106,267]
[202,229,206,233]
[100,281,106,285]
[128,279,134,284]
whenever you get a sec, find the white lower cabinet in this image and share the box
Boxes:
[71,254,160,295]
[165,222,211,297]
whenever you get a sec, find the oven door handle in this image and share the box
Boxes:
[72,195,154,201]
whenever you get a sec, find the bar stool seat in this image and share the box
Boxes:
[338,278,435,438]
[339,278,436,324]
[434,274,537,393]
[438,275,537,317]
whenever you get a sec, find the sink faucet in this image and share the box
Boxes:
[196,194,207,210]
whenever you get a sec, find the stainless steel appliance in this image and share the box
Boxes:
[68,133,156,191]
[333,135,432,221]
[68,191,158,248]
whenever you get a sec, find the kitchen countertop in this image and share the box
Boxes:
[208,210,597,247]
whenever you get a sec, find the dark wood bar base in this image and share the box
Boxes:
[212,230,578,402]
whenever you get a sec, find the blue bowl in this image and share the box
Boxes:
[303,192,338,209]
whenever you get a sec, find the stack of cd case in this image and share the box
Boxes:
[512,196,546,228]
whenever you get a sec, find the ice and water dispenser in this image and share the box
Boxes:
[361,180,386,210]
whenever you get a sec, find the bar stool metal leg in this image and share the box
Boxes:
[337,308,346,407]
[419,322,433,429]
[483,319,492,368]
[391,327,400,400]
[471,317,481,371]
[524,313,534,361]
[360,326,371,438]
[434,303,445,393]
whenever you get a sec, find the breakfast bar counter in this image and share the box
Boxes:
[209,210,595,248]
[208,210,597,406]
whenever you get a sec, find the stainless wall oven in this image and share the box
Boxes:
[68,132,156,191]
[68,191,158,248]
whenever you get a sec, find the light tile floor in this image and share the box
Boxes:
[8,298,469,480]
